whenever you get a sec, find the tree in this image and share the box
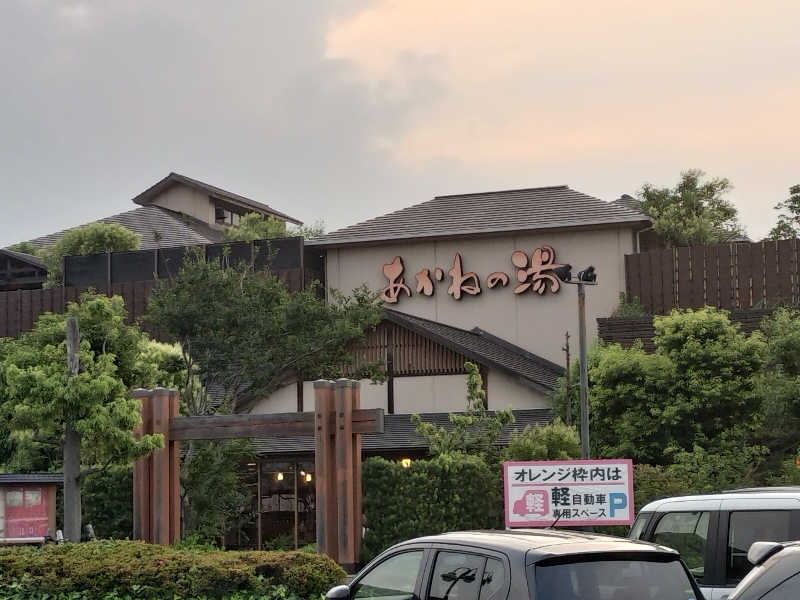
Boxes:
[411,362,513,462]
[637,169,742,247]
[503,419,581,461]
[0,296,161,540]
[769,185,800,240]
[147,248,382,413]
[6,241,40,256]
[222,212,326,243]
[39,222,140,287]
[556,308,765,465]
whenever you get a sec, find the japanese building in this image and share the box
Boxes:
[242,185,650,548]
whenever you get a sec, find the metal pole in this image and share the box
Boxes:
[563,331,571,427]
[293,463,299,550]
[577,283,590,459]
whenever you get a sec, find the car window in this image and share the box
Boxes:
[353,551,425,600]
[629,512,650,540]
[652,511,710,583]
[727,512,793,584]
[761,571,800,600]
[532,557,698,600]
[429,551,485,600]
[478,558,505,600]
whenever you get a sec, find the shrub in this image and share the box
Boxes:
[361,454,501,562]
[0,540,345,600]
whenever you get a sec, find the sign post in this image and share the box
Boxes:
[503,459,633,528]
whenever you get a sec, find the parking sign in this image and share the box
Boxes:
[503,459,634,527]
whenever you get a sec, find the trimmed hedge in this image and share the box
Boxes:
[0,540,345,600]
[361,455,502,562]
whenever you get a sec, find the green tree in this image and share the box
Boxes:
[6,241,40,256]
[769,185,800,240]
[40,222,140,287]
[412,362,513,462]
[560,308,765,465]
[222,212,326,242]
[637,169,742,247]
[503,419,581,461]
[147,249,382,412]
[0,296,161,540]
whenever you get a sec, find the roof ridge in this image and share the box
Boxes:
[434,184,570,199]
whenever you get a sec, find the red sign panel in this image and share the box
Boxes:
[3,486,49,538]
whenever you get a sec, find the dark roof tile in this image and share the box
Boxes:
[313,186,649,246]
[251,408,552,456]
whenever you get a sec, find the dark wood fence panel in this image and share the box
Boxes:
[626,240,800,313]
[598,309,774,352]
[348,321,468,378]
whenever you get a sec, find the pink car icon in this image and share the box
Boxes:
[513,489,549,517]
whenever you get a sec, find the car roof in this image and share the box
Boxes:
[392,529,678,561]
[730,542,800,600]
[640,488,800,512]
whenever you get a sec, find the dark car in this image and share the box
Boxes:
[325,530,703,600]
[728,541,800,600]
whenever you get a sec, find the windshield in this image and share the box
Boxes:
[531,555,699,600]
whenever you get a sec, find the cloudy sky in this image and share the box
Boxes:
[1,1,797,246]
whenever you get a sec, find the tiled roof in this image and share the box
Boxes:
[313,185,650,246]
[0,248,46,269]
[384,309,564,392]
[0,473,62,484]
[26,206,225,251]
[133,172,302,225]
[251,408,552,456]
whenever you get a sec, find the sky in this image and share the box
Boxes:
[1,0,798,246]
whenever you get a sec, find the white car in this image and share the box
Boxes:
[629,487,800,600]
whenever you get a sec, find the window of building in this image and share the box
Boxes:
[24,489,41,507]
[215,204,243,226]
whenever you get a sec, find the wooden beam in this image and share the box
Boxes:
[168,408,384,441]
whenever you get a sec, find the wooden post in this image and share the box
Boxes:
[132,388,180,545]
[314,380,337,560]
[256,460,262,550]
[293,462,299,550]
[335,380,355,569]
[351,381,362,563]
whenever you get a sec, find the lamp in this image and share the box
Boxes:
[276,472,284,481]
[305,473,312,483]
[400,458,412,468]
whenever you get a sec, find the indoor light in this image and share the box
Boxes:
[276,472,284,481]
[400,458,412,468]
[305,473,312,483]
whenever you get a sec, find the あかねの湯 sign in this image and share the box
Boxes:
[503,459,634,527]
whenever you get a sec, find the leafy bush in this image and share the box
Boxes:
[361,454,501,562]
[610,292,649,317]
[0,540,345,600]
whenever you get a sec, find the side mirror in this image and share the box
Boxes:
[326,585,351,600]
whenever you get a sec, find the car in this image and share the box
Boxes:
[325,529,703,600]
[629,487,800,599]
[728,541,800,599]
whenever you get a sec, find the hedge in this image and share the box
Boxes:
[0,540,345,600]
[361,455,502,561]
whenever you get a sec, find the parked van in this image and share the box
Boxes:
[629,487,800,600]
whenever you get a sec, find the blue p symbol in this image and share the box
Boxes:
[609,493,627,517]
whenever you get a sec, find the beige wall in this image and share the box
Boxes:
[325,226,635,364]
[487,370,550,410]
[250,368,549,416]
[149,183,216,225]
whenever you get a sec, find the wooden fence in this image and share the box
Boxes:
[625,239,799,314]
[0,268,309,339]
[598,309,772,352]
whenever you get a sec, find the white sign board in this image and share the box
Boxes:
[503,459,634,528]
